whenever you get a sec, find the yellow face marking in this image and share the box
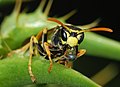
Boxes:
[47,40,51,43]
[77,34,82,40]
[70,29,79,33]
[63,25,71,33]
[61,38,66,44]
[65,31,70,38]
[66,28,84,34]
[67,37,78,47]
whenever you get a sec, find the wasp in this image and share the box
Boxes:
[8,18,112,82]
[28,18,113,82]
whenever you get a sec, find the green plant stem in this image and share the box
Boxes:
[80,32,120,61]
[0,55,101,87]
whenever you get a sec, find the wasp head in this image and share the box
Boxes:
[60,25,84,47]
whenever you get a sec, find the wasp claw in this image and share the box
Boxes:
[48,62,53,73]
[31,76,36,83]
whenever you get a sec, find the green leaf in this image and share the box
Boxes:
[0,55,101,87]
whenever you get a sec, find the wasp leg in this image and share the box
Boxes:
[44,42,53,73]
[65,49,86,68]
[41,28,53,73]
[7,43,30,57]
[77,49,86,58]
[28,29,48,83]
[7,28,44,57]
[28,36,38,83]
[63,49,86,68]
[57,60,73,68]
[65,61,73,68]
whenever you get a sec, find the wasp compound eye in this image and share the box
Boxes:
[61,29,67,41]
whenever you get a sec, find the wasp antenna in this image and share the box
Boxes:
[48,18,71,32]
[79,27,113,33]
[48,18,64,25]
[88,28,113,32]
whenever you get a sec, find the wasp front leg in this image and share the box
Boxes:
[42,29,53,73]
[28,29,48,83]
[28,36,39,83]
[77,49,86,58]
[7,43,30,57]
